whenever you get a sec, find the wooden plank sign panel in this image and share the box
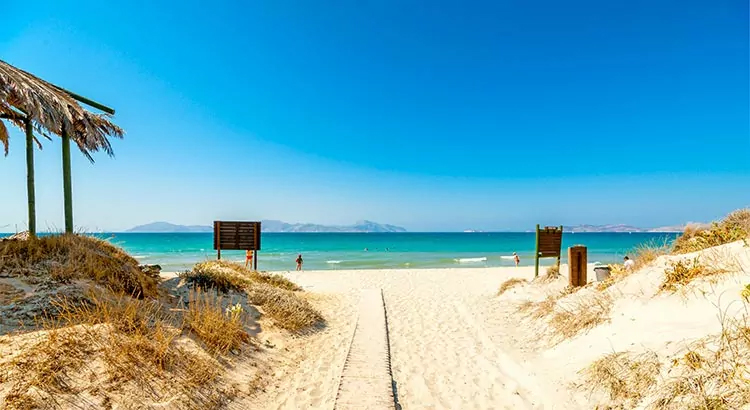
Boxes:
[534,224,563,277]
[537,227,563,257]
[213,221,262,251]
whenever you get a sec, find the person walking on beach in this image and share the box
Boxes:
[296,254,303,271]
[513,252,520,267]
[245,250,253,269]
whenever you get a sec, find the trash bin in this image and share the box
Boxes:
[594,266,611,281]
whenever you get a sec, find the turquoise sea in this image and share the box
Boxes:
[1,232,677,272]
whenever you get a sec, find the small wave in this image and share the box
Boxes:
[454,257,487,263]
[326,260,342,264]
[500,255,515,260]
[132,255,145,259]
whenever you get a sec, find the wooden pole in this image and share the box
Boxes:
[216,221,221,260]
[62,128,74,233]
[55,87,115,115]
[25,119,36,238]
[557,225,563,268]
[253,250,258,271]
[534,224,540,277]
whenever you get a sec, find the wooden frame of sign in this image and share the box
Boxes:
[535,224,563,277]
[213,221,261,270]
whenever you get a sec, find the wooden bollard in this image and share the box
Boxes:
[568,245,587,287]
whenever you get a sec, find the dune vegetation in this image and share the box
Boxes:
[501,208,750,408]
[497,278,526,296]
[180,260,322,333]
[0,234,320,409]
[672,208,750,254]
[0,234,159,298]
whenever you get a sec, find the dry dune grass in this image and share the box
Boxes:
[660,258,729,293]
[497,278,526,296]
[672,209,750,254]
[517,294,558,319]
[0,291,236,409]
[184,261,301,292]
[581,310,750,410]
[184,288,251,354]
[653,313,750,409]
[597,241,668,291]
[183,261,321,333]
[533,264,561,285]
[245,283,323,332]
[596,264,627,291]
[550,293,612,342]
[0,234,159,298]
[517,286,578,318]
[581,351,661,409]
[0,237,319,408]
[632,240,670,270]
[517,286,610,343]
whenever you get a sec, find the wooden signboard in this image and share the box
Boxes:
[213,221,261,269]
[535,224,563,277]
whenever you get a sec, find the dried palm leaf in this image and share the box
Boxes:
[0,59,123,160]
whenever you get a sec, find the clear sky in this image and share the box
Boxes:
[1,0,748,232]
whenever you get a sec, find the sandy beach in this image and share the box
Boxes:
[1,226,748,409]
[253,265,571,409]
[251,240,750,409]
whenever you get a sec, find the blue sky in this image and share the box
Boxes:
[0,0,748,232]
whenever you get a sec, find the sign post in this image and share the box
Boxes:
[213,221,262,265]
[568,245,587,287]
[534,224,563,277]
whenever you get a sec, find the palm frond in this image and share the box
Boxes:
[0,120,8,155]
[0,59,123,161]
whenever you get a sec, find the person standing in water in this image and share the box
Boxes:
[296,254,303,271]
[513,252,520,267]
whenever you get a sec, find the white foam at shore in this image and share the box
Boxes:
[454,257,487,263]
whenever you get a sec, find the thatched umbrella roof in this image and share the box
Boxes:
[0,59,123,160]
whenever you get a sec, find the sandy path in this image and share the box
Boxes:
[384,270,540,410]
[248,292,358,410]
[278,267,547,409]
[335,289,395,410]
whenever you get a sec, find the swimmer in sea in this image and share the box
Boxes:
[513,252,520,267]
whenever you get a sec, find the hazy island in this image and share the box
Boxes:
[126,220,407,233]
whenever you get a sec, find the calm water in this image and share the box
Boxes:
[2,232,676,272]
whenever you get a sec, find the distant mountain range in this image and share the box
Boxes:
[125,221,703,234]
[562,223,708,233]
[126,220,407,233]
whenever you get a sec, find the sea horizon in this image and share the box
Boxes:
[2,231,679,272]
